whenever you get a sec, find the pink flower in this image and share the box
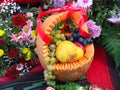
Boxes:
[27,20,33,26]
[26,12,33,17]
[16,63,24,71]
[76,0,93,9]
[22,25,32,36]
[10,33,21,42]
[89,85,102,90]
[28,36,35,43]
[45,87,55,90]
[72,2,80,8]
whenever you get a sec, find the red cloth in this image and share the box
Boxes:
[0,65,43,83]
[8,0,42,4]
[86,46,114,90]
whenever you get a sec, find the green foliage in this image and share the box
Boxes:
[53,82,89,90]
[100,27,120,69]
[88,0,120,69]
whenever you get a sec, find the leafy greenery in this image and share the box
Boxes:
[88,0,120,69]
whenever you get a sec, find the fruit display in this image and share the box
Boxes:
[36,6,94,82]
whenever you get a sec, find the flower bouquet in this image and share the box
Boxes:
[0,2,40,79]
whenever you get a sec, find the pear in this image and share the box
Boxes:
[56,40,84,63]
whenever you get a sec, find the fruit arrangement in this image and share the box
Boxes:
[36,6,94,83]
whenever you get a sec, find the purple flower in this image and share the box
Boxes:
[108,11,120,24]
[87,20,96,29]
[108,18,120,24]
[87,19,101,39]
[73,0,93,9]
[90,25,101,39]
[53,0,65,8]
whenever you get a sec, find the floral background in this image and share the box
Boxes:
[0,1,40,78]
[0,0,120,89]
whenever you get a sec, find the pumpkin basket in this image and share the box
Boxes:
[36,5,94,81]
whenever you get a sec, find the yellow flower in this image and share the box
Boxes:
[31,30,36,39]
[25,50,31,61]
[22,48,29,54]
[0,49,4,57]
[0,30,5,36]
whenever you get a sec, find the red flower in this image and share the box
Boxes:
[0,39,5,45]
[5,66,20,78]
[0,0,4,4]
[8,48,19,59]
[12,13,27,27]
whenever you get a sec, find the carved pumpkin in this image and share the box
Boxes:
[36,6,94,81]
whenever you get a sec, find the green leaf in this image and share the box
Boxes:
[101,36,120,69]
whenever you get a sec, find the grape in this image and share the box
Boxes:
[78,37,84,43]
[67,37,74,42]
[56,40,62,45]
[55,34,61,39]
[53,38,58,43]
[45,56,51,63]
[82,40,87,46]
[72,33,80,40]
[48,71,52,75]
[49,74,53,79]
[56,30,61,34]
[86,37,93,44]
[50,31,56,36]
[44,70,48,74]
[51,75,56,79]
[61,34,65,39]
[69,28,73,32]
[49,44,56,50]
[74,28,79,33]
[49,51,55,57]
[50,36,54,39]
[47,65,53,71]
[50,57,57,64]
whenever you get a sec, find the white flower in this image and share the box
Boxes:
[10,10,13,14]
[26,12,33,18]
[17,6,21,10]
[5,6,8,9]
